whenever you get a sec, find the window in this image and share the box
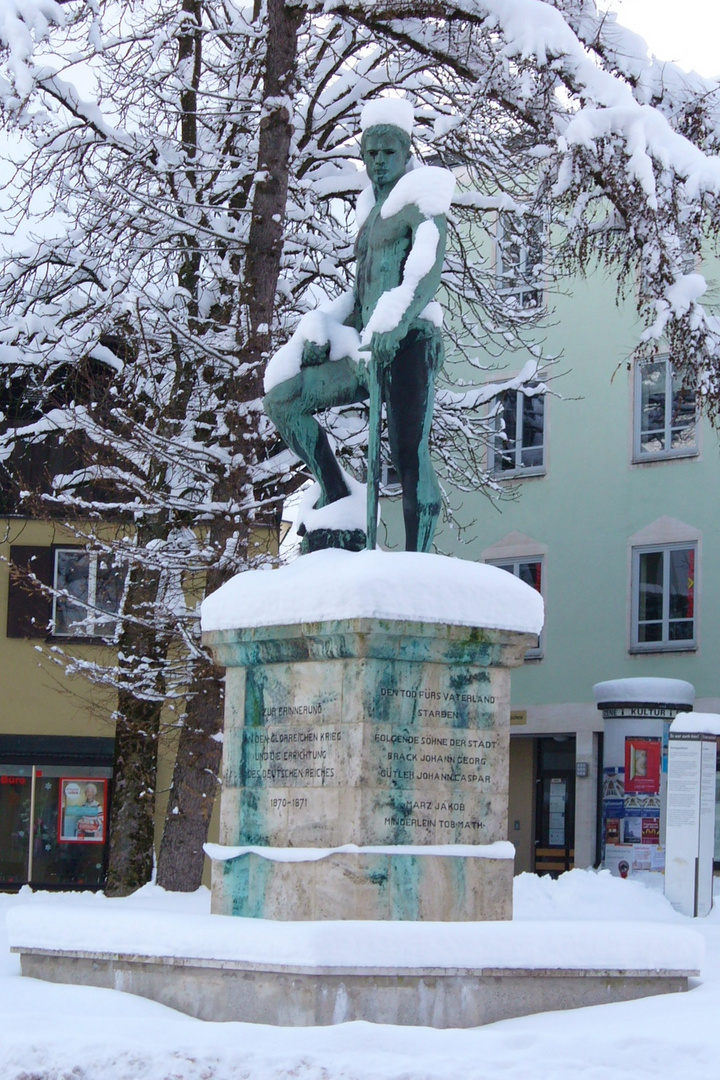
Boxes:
[52,549,123,638]
[634,357,696,460]
[490,388,545,474]
[488,557,544,657]
[632,543,696,650]
[496,212,544,309]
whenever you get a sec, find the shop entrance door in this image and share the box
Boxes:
[0,767,32,885]
[534,736,576,875]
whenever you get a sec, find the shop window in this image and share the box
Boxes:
[52,548,123,638]
[632,543,696,651]
[634,357,696,460]
[488,557,544,657]
[490,387,545,474]
[0,769,32,885]
[495,212,544,309]
[0,736,112,890]
[0,770,111,889]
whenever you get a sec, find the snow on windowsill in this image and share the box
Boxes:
[631,448,699,466]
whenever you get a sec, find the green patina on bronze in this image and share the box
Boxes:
[264,121,448,553]
[223,853,272,919]
[244,668,267,728]
[206,619,522,671]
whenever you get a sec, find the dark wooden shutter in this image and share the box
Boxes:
[6,546,53,638]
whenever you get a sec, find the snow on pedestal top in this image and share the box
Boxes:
[201,549,544,635]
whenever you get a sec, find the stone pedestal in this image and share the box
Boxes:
[204,617,531,921]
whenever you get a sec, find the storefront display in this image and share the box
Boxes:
[0,736,112,890]
[59,778,107,842]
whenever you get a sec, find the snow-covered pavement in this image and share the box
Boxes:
[1,870,719,1079]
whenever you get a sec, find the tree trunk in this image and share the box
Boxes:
[105,692,163,896]
[156,659,223,890]
[155,0,304,890]
[105,549,168,897]
[242,0,305,356]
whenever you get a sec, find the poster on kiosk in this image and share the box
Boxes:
[594,678,696,882]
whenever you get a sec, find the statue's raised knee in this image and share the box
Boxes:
[263,385,289,429]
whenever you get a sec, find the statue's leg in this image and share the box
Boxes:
[263,358,366,506]
[385,328,443,553]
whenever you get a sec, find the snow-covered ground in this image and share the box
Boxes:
[1,870,719,1079]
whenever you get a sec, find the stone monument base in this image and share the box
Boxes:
[208,845,513,921]
[202,551,546,926]
[16,951,693,1027]
[10,909,700,1028]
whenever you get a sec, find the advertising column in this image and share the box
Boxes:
[594,678,695,882]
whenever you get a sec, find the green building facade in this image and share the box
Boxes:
[386,230,720,875]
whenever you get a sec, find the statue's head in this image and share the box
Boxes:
[360,98,413,192]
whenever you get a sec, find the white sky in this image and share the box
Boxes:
[604,0,720,78]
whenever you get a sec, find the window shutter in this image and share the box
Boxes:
[7,545,53,639]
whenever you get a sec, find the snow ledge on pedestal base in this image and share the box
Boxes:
[9,909,701,1028]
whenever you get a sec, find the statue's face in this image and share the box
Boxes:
[361,127,410,191]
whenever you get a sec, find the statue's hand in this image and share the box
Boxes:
[369,331,400,369]
[301,340,330,368]
[355,352,369,383]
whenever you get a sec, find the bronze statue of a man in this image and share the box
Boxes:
[263,98,455,552]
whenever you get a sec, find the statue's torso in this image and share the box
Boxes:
[355,200,414,330]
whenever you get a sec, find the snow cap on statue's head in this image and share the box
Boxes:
[360,97,414,137]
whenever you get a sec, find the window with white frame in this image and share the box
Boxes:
[52,548,123,638]
[490,387,545,474]
[488,557,544,657]
[632,543,696,650]
[634,357,696,460]
[496,212,544,309]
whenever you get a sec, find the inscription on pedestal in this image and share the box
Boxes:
[206,614,532,921]
[243,726,342,784]
[374,730,497,785]
[238,725,498,788]
[221,657,509,848]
